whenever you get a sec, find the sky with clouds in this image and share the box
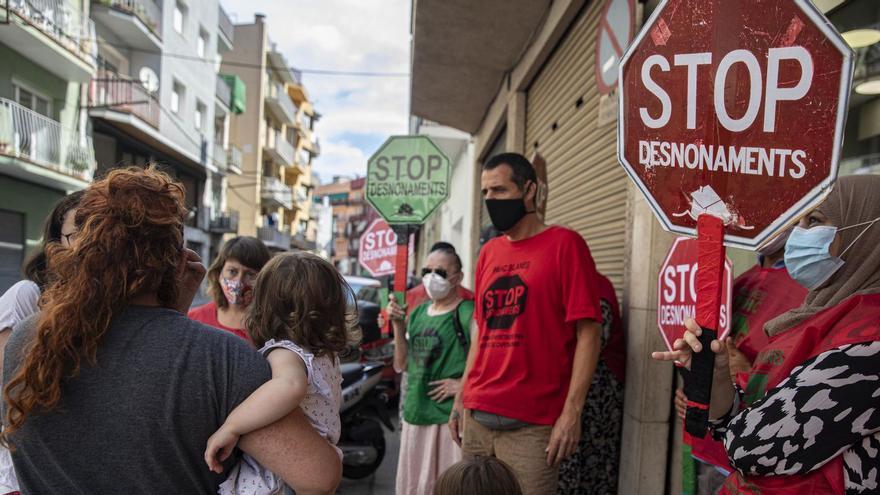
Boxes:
[221,0,411,184]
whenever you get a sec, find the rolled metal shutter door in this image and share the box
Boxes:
[525,0,629,298]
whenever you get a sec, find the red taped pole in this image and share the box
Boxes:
[393,236,408,295]
[696,216,725,330]
[384,224,417,339]
[684,214,725,438]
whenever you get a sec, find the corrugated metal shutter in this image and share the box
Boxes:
[525,0,629,298]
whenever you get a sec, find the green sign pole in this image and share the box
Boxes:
[366,136,451,331]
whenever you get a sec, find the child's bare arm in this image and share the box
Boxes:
[204,349,308,472]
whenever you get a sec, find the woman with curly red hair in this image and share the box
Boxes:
[1,167,341,494]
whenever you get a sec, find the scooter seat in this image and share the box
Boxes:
[340,362,364,389]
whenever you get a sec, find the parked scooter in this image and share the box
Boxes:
[338,361,394,479]
[337,300,396,479]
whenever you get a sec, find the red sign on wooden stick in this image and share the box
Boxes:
[358,219,414,278]
[618,0,853,249]
[657,237,732,352]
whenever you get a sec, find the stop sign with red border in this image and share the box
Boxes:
[658,237,732,352]
[358,219,414,277]
[618,0,853,249]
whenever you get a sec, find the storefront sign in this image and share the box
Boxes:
[617,0,853,249]
[366,135,451,225]
[657,237,732,352]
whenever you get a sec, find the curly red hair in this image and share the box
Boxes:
[2,167,187,445]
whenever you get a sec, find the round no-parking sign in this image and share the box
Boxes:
[595,0,636,94]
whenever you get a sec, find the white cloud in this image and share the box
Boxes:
[317,140,369,181]
[221,0,411,182]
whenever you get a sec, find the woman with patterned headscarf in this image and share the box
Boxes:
[653,175,880,494]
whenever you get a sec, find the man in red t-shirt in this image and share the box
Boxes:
[450,153,603,494]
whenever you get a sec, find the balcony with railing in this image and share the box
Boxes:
[90,0,161,50]
[295,187,308,205]
[216,74,232,110]
[264,129,295,166]
[0,0,97,81]
[261,176,293,210]
[88,75,160,129]
[265,82,298,125]
[209,209,239,234]
[257,225,291,251]
[212,142,227,172]
[228,144,242,174]
[0,98,95,185]
[218,4,234,50]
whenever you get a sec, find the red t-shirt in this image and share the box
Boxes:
[464,226,602,425]
[729,264,807,361]
[596,274,626,383]
[188,301,252,344]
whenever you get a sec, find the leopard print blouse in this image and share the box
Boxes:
[713,341,880,494]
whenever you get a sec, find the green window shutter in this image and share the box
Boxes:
[220,74,247,114]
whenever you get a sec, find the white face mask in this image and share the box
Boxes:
[423,272,453,301]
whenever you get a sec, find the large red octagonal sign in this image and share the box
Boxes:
[618,0,853,249]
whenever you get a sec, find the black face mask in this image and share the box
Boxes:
[485,184,534,232]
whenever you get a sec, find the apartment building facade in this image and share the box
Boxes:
[0,0,98,291]
[87,0,241,261]
[222,14,320,251]
[313,176,376,275]
[286,82,320,250]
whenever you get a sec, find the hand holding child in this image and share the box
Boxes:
[204,426,240,474]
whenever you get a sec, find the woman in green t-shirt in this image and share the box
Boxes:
[389,247,473,495]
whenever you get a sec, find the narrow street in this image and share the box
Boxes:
[338,418,400,495]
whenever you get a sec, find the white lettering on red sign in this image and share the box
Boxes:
[637,46,814,180]
[659,262,728,329]
[362,228,397,251]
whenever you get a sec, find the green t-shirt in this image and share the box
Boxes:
[403,300,474,425]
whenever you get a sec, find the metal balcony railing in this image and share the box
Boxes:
[6,0,98,64]
[228,144,242,172]
[218,4,234,45]
[257,225,291,250]
[265,130,295,165]
[0,98,95,181]
[295,188,308,205]
[89,76,160,128]
[261,176,293,210]
[266,82,298,124]
[209,209,239,234]
[216,74,231,109]
[96,0,161,37]
[212,142,227,171]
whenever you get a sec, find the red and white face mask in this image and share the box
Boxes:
[220,277,254,306]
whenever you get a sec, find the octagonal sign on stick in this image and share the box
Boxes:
[657,237,732,352]
[358,219,415,277]
[366,135,451,225]
[618,0,853,249]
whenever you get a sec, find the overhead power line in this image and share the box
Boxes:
[95,40,411,78]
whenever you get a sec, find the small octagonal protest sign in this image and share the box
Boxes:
[657,237,732,352]
[366,135,451,225]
